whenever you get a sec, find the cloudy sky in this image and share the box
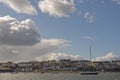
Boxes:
[0,0,120,61]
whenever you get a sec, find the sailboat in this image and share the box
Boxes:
[80,46,99,75]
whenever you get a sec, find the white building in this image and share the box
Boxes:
[17,62,33,72]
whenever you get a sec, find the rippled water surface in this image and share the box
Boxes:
[0,72,120,80]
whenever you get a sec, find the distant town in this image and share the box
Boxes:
[0,59,120,73]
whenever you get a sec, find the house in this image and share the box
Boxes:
[17,62,33,72]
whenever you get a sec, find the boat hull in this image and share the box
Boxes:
[80,72,98,75]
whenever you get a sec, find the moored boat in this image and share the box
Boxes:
[80,71,99,75]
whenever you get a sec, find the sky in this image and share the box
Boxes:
[0,0,120,61]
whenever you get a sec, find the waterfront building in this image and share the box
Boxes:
[0,62,16,68]
[32,61,43,70]
[17,62,33,72]
[103,63,118,71]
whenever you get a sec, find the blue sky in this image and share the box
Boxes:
[0,0,120,61]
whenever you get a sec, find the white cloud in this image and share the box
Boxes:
[95,52,120,61]
[36,52,84,61]
[0,0,37,15]
[112,0,120,4]
[0,38,70,61]
[0,15,40,45]
[38,0,75,17]
[0,15,71,61]
[81,36,94,40]
[84,12,95,23]
[78,11,95,23]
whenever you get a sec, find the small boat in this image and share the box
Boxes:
[80,71,99,75]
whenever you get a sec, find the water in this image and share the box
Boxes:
[0,72,119,80]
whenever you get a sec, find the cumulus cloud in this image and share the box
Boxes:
[95,52,120,61]
[24,38,70,56]
[36,52,84,61]
[0,38,70,61]
[0,15,40,46]
[0,0,37,15]
[38,0,75,17]
[112,0,120,5]
[84,12,95,23]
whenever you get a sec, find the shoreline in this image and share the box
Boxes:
[1,71,119,74]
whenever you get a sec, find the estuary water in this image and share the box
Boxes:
[0,72,120,80]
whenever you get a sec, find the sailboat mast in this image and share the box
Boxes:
[89,46,92,61]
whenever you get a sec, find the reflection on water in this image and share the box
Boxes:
[0,72,120,80]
